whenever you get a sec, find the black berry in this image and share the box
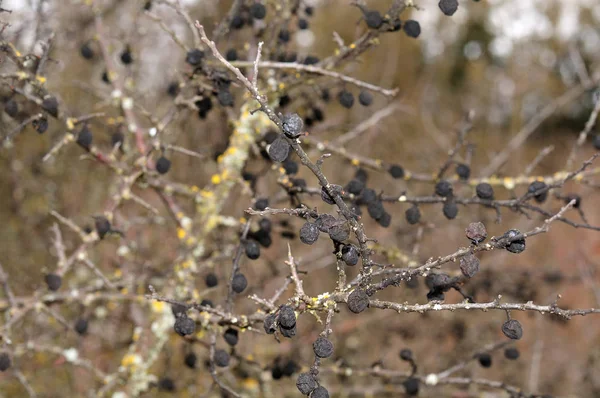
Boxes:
[403,20,421,38]
[311,386,329,398]
[367,200,386,221]
[94,216,111,239]
[223,328,239,346]
[564,193,581,208]
[501,319,523,340]
[278,29,290,43]
[264,313,277,334]
[389,164,405,179]
[456,163,470,180]
[364,10,383,29]
[205,273,218,287]
[328,221,350,242]
[0,353,10,372]
[74,318,89,335]
[593,135,600,150]
[321,184,343,205]
[254,197,269,211]
[403,377,419,395]
[399,348,413,361]
[502,229,526,254]
[185,48,204,66]
[435,180,453,197]
[268,136,290,162]
[341,244,359,266]
[405,205,421,225]
[356,188,377,205]
[296,373,317,395]
[245,240,261,260]
[156,156,171,174]
[355,168,368,183]
[80,42,94,59]
[313,337,334,358]
[76,126,93,150]
[282,113,304,138]
[230,15,244,29]
[347,289,369,314]
[214,349,230,367]
[225,48,238,61]
[528,181,548,203]
[174,315,196,336]
[345,179,364,195]
[184,352,197,368]
[439,0,459,16]
[250,3,267,19]
[358,90,373,106]
[111,131,124,147]
[300,222,320,245]
[443,199,458,219]
[338,90,354,109]
[33,117,49,134]
[476,183,494,200]
[158,377,175,391]
[45,273,62,291]
[232,273,248,293]
[42,96,59,117]
[278,305,296,328]
[478,353,492,368]
[298,18,309,30]
[120,46,133,64]
[217,89,234,107]
[279,323,296,338]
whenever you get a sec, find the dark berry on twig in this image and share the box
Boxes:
[403,377,419,395]
[341,244,359,266]
[268,137,290,162]
[456,163,470,180]
[465,222,487,244]
[435,180,453,197]
[443,199,458,219]
[478,353,492,367]
[389,164,405,179]
[313,337,334,358]
[232,273,248,293]
[74,318,89,335]
[205,273,218,287]
[439,0,459,16]
[296,373,317,395]
[156,156,171,174]
[278,305,296,328]
[459,254,480,278]
[405,205,421,225]
[528,181,548,203]
[347,289,369,314]
[76,126,93,150]
[245,240,261,260]
[0,353,11,371]
[174,315,196,336]
[42,96,59,117]
[300,222,320,245]
[45,273,62,291]
[502,229,526,254]
[399,348,413,361]
[358,90,373,106]
[214,349,230,367]
[311,386,329,398]
[502,319,523,340]
[504,347,520,360]
[250,3,267,19]
[321,184,343,205]
[338,90,354,109]
[364,10,383,29]
[185,48,204,66]
[476,183,494,200]
[282,113,304,138]
[224,328,239,346]
[184,352,197,368]
[403,20,421,38]
[94,216,111,239]
[264,313,277,334]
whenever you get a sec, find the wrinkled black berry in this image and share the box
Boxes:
[355,168,368,183]
[459,254,480,278]
[250,3,267,19]
[279,323,296,338]
[174,315,196,336]
[478,353,492,368]
[232,273,248,293]
[389,164,405,179]
[338,90,354,109]
[254,197,269,211]
[439,0,459,16]
[300,222,320,245]
[268,136,290,162]
[528,181,548,203]
[185,48,204,66]
[205,273,218,288]
[357,188,377,205]
[45,273,62,291]
[377,211,391,228]
[502,229,526,254]
[367,200,386,221]
[341,244,359,266]
[298,18,309,30]
[74,318,89,335]
[217,89,234,107]
[316,214,337,233]
[403,20,421,38]
[476,183,494,200]
[231,15,245,29]
[313,337,334,358]
[465,222,487,244]
[214,349,230,367]
[296,373,317,395]
[456,163,470,180]
[405,205,421,225]
[278,305,296,328]
[245,239,261,260]
[328,222,350,242]
[502,319,523,340]
[504,347,520,360]
[435,180,453,197]
[278,29,290,43]
[321,184,343,205]
[224,328,239,346]
[282,113,304,138]
[347,289,369,314]
[358,90,373,106]
[264,313,277,334]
